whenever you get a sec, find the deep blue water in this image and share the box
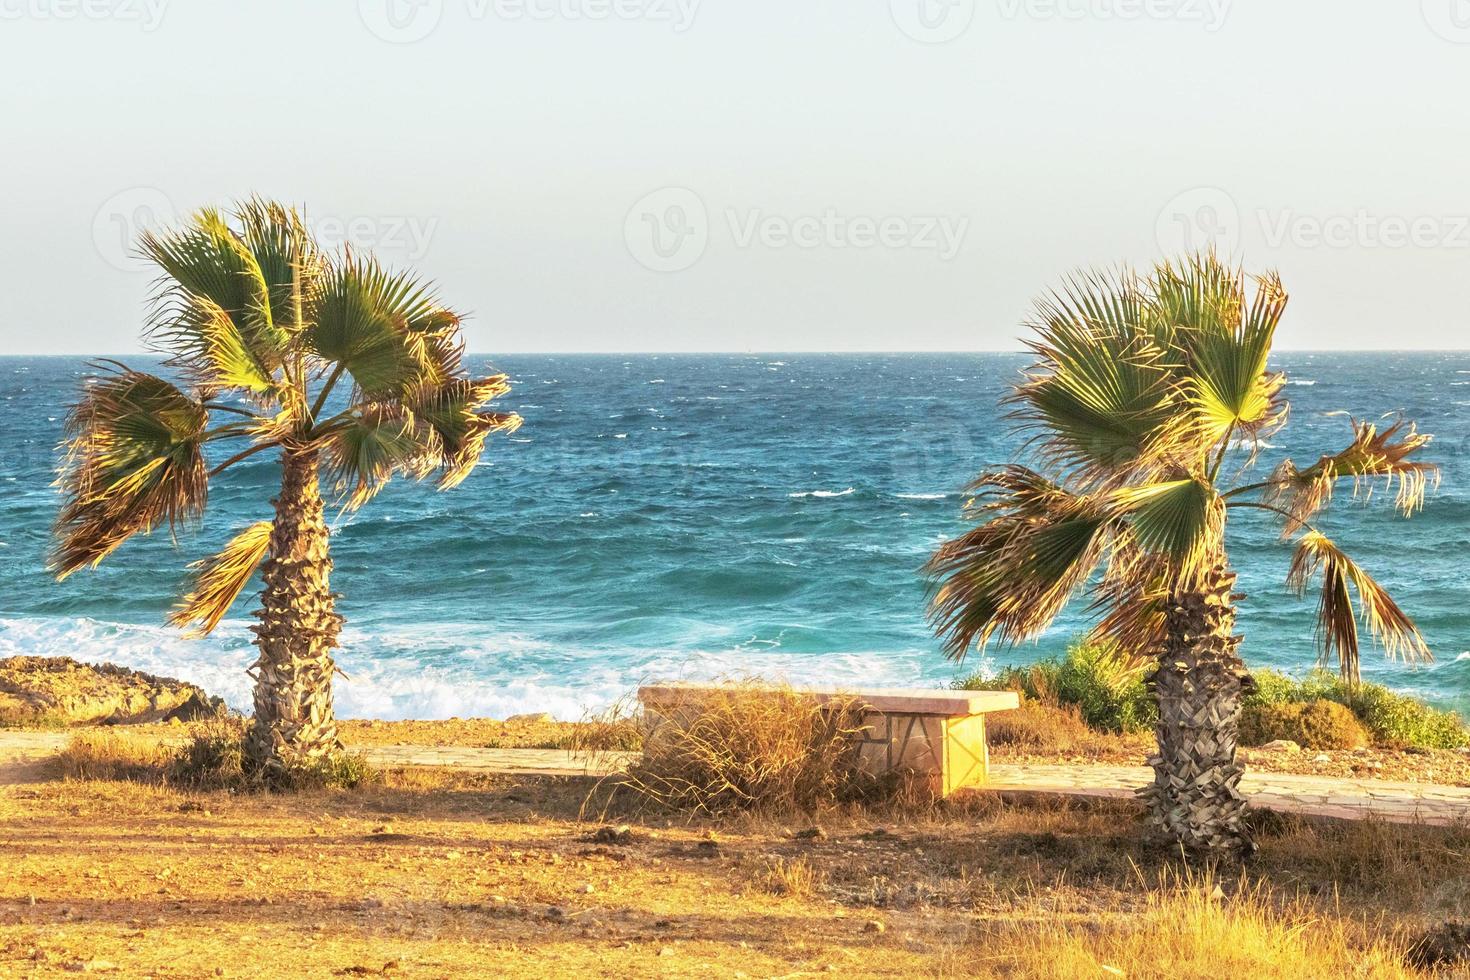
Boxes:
[1,353,1467,719]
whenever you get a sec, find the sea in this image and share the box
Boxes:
[1,353,1467,720]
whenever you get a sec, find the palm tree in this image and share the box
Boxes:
[52,199,521,778]
[925,254,1436,855]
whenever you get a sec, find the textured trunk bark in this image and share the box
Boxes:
[247,447,343,776]
[1140,559,1255,856]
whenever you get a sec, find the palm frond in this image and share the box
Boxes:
[304,252,457,400]
[925,466,1114,659]
[1163,258,1290,450]
[1286,531,1431,683]
[235,197,322,336]
[1087,541,1171,661]
[168,521,273,637]
[52,369,209,577]
[1010,268,1183,485]
[1264,417,1437,534]
[407,375,522,489]
[320,404,436,509]
[1109,476,1224,583]
[140,208,284,395]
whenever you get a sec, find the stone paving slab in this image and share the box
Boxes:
[3,730,1466,826]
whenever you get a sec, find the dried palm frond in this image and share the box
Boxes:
[169,521,274,637]
[1265,418,1437,534]
[1286,531,1430,684]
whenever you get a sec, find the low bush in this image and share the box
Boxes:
[1239,699,1370,750]
[957,641,1155,734]
[620,683,872,814]
[1247,669,1469,750]
[57,720,378,791]
[985,700,1094,753]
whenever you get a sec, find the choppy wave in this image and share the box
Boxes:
[789,488,856,498]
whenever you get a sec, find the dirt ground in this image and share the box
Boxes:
[2,755,1469,979]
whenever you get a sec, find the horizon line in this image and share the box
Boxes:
[6,348,1470,358]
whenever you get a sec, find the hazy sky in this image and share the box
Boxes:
[3,1,1468,354]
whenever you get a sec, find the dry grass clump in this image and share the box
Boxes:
[616,683,871,815]
[755,855,823,898]
[966,873,1420,978]
[54,719,377,791]
[53,730,174,781]
[1240,699,1371,749]
[986,700,1094,752]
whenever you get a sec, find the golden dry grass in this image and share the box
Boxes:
[610,683,874,815]
[4,756,1469,978]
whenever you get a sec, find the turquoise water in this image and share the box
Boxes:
[1,353,1466,719]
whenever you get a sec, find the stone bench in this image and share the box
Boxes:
[637,683,1020,797]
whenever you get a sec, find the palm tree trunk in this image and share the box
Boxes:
[247,447,343,776]
[1141,559,1255,856]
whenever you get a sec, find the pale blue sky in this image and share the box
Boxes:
[2,1,1468,353]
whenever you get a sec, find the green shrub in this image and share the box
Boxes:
[168,718,248,789]
[956,641,1155,734]
[1245,669,1469,750]
[1239,699,1369,750]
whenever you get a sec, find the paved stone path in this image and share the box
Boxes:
[4,731,1467,826]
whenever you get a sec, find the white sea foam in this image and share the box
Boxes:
[0,616,939,721]
[788,488,856,498]
[893,492,947,500]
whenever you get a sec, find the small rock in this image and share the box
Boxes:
[863,920,885,934]
[1261,740,1301,753]
[1312,753,1331,764]
[590,825,633,845]
[507,712,555,724]
[580,883,595,894]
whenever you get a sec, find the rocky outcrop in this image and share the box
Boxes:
[0,656,227,727]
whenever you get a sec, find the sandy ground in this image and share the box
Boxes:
[2,757,1468,979]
